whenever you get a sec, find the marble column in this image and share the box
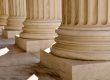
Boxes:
[15,0,62,55]
[51,0,110,61]
[3,0,26,38]
[0,0,9,32]
[41,0,110,80]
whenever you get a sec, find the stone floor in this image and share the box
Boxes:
[0,31,61,80]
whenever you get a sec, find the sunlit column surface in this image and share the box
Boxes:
[16,0,62,53]
[20,0,62,39]
[51,0,110,60]
[3,0,26,38]
[0,0,9,28]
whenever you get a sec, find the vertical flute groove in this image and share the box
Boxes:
[78,0,87,25]
[88,0,98,25]
[98,0,108,25]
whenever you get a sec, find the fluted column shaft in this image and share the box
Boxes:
[0,0,9,26]
[51,0,110,60]
[5,0,26,30]
[20,0,62,39]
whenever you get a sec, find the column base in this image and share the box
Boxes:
[15,36,55,58]
[41,49,110,80]
[2,30,21,39]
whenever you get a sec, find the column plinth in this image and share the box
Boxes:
[3,0,26,39]
[16,0,62,56]
[41,0,110,80]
